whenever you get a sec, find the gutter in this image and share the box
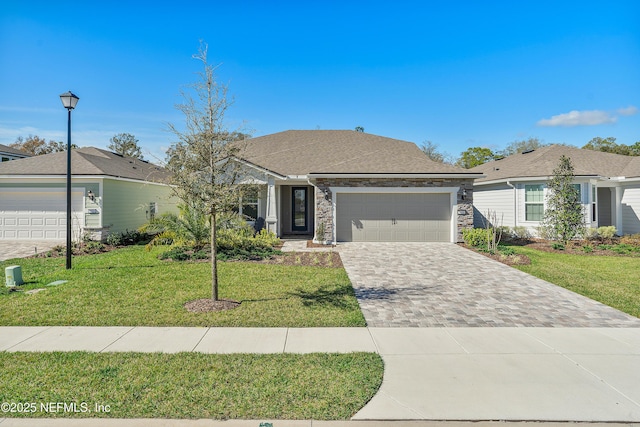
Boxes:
[308,173,485,179]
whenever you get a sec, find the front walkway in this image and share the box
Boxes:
[338,242,640,327]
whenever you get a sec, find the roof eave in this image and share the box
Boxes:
[308,172,484,179]
[475,174,604,186]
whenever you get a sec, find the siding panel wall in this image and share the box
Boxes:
[473,185,514,228]
[102,179,177,234]
[621,185,640,234]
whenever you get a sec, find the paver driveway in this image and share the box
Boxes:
[0,241,61,262]
[339,242,640,327]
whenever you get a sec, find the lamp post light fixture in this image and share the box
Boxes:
[59,91,79,270]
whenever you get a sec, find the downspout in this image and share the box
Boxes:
[506,181,517,227]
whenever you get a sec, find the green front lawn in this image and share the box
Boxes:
[0,352,383,419]
[513,247,640,318]
[0,246,365,327]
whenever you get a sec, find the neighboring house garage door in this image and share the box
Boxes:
[0,188,83,240]
[336,192,451,242]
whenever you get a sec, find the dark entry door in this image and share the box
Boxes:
[292,187,308,231]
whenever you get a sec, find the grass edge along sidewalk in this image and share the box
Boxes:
[0,351,383,420]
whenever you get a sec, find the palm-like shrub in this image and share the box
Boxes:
[139,202,210,250]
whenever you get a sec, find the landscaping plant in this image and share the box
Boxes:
[541,155,585,244]
[164,42,256,302]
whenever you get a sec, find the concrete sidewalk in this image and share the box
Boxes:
[1,326,640,422]
[1,421,636,427]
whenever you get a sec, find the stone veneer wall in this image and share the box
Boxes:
[313,178,474,242]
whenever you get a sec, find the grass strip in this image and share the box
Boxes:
[513,247,640,318]
[0,352,383,419]
[0,246,365,327]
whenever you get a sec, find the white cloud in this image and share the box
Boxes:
[617,105,638,116]
[537,110,617,127]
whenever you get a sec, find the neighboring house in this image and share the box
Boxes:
[234,130,482,243]
[0,147,177,241]
[470,145,640,236]
[0,144,32,162]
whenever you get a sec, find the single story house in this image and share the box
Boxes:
[234,130,483,243]
[0,144,31,162]
[0,147,177,241]
[470,144,640,235]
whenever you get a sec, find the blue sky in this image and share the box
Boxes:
[1,1,638,162]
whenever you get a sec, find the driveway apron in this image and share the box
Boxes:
[338,242,640,327]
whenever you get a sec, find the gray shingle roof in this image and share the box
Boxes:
[0,147,170,183]
[471,145,640,183]
[0,144,32,157]
[237,130,474,175]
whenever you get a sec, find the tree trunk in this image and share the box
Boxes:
[211,209,218,301]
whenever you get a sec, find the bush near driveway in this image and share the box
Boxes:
[0,246,365,327]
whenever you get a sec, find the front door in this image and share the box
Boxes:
[292,187,308,232]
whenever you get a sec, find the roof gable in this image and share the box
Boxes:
[237,130,472,175]
[0,147,170,183]
[472,145,640,183]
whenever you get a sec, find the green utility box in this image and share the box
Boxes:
[5,265,23,287]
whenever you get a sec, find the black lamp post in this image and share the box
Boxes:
[59,91,79,270]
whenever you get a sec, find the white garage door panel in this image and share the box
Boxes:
[0,189,83,240]
[336,193,452,242]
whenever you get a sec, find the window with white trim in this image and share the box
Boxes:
[234,190,259,222]
[525,184,544,221]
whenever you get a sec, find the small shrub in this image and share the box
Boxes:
[597,244,613,251]
[159,246,190,261]
[535,226,553,240]
[596,226,617,240]
[85,241,105,252]
[510,226,531,240]
[551,242,565,251]
[462,228,490,247]
[106,229,149,247]
[612,243,634,255]
[583,227,599,241]
[193,250,209,260]
[582,245,593,253]
[254,229,281,247]
[498,246,515,256]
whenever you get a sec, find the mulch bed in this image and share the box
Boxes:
[460,243,532,266]
[184,298,241,313]
[306,241,337,248]
[260,251,343,268]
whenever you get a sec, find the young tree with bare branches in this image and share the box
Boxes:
[166,43,250,303]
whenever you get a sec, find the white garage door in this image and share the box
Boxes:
[0,188,83,240]
[336,192,451,242]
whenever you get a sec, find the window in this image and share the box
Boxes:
[525,184,544,221]
[591,185,597,222]
[573,184,582,202]
[234,191,259,222]
[149,202,157,221]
